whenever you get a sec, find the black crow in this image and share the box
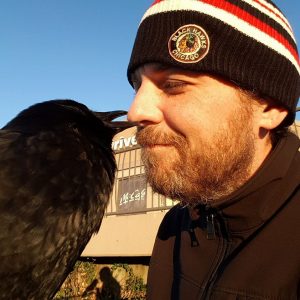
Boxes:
[0,99,134,299]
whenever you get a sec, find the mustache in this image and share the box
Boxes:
[136,126,186,147]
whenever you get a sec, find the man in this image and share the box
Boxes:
[127,0,300,299]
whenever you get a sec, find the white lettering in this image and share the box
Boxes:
[131,136,137,146]
[112,140,119,150]
[123,137,131,147]
[119,188,146,206]
[112,135,138,151]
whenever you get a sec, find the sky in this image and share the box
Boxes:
[0,0,299,128]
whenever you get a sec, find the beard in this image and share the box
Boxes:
[136,106,256,205]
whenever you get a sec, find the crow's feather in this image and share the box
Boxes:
[0,99,134,299]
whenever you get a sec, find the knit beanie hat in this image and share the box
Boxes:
[127,0,300,126]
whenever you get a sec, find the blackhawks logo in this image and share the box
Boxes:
[168,24,210,63]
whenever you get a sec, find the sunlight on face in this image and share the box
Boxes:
[136,94,255,205]
[129,64,258,204]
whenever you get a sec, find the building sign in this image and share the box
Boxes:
[116,175,147,213]
[112,136,137,151]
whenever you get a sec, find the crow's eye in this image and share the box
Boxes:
[132,80,141,93]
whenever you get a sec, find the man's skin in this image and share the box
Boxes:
[128,63,288,205]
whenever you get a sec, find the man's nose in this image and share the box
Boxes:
[127,81,163,126]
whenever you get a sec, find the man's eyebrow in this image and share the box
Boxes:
[151,63,191,76]
[130,63,186,84]
[152,64,169,72]
[131,63,169,83]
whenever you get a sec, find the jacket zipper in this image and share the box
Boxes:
[200,209,229,299]
[206,213,216,240]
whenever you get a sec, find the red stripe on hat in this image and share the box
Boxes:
[151,0,163,6]
[253,0,292,33]
[201,0,299,64]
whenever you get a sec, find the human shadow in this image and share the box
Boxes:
[98,267,121,300]
[83,267,121,300]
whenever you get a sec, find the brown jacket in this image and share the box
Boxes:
[147,132,300,300]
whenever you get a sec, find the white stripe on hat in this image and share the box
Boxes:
[240,0,295,41]
[253,0,293,30]
[142,0,300,74]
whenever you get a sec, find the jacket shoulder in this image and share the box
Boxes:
[156,204,188,240]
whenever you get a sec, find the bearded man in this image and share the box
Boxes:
[127,0,300,299]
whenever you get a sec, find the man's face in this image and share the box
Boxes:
[128,63,257,205]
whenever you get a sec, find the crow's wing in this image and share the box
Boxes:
[0,127,114,299]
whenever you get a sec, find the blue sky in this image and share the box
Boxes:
[0,0,299,127]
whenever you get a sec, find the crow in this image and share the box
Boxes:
[0,99,134,299]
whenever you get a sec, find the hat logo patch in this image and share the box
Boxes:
[168,24,210,63]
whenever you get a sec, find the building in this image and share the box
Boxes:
[291,120,300,137]
[82,126,177,261]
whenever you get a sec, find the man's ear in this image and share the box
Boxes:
[258,104,288,130]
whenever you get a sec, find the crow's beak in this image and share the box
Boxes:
[94,110,138,133]
[94,110,127,122]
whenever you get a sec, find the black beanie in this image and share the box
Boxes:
[127,0,300,126]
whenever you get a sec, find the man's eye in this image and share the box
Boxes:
[162,81,187,94]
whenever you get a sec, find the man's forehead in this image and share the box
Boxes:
[131,63,192,82]
[143,63,171,72]
[131,63,167,80]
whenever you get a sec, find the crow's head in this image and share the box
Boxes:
[93,110,136,135]
[3,99,136,141]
